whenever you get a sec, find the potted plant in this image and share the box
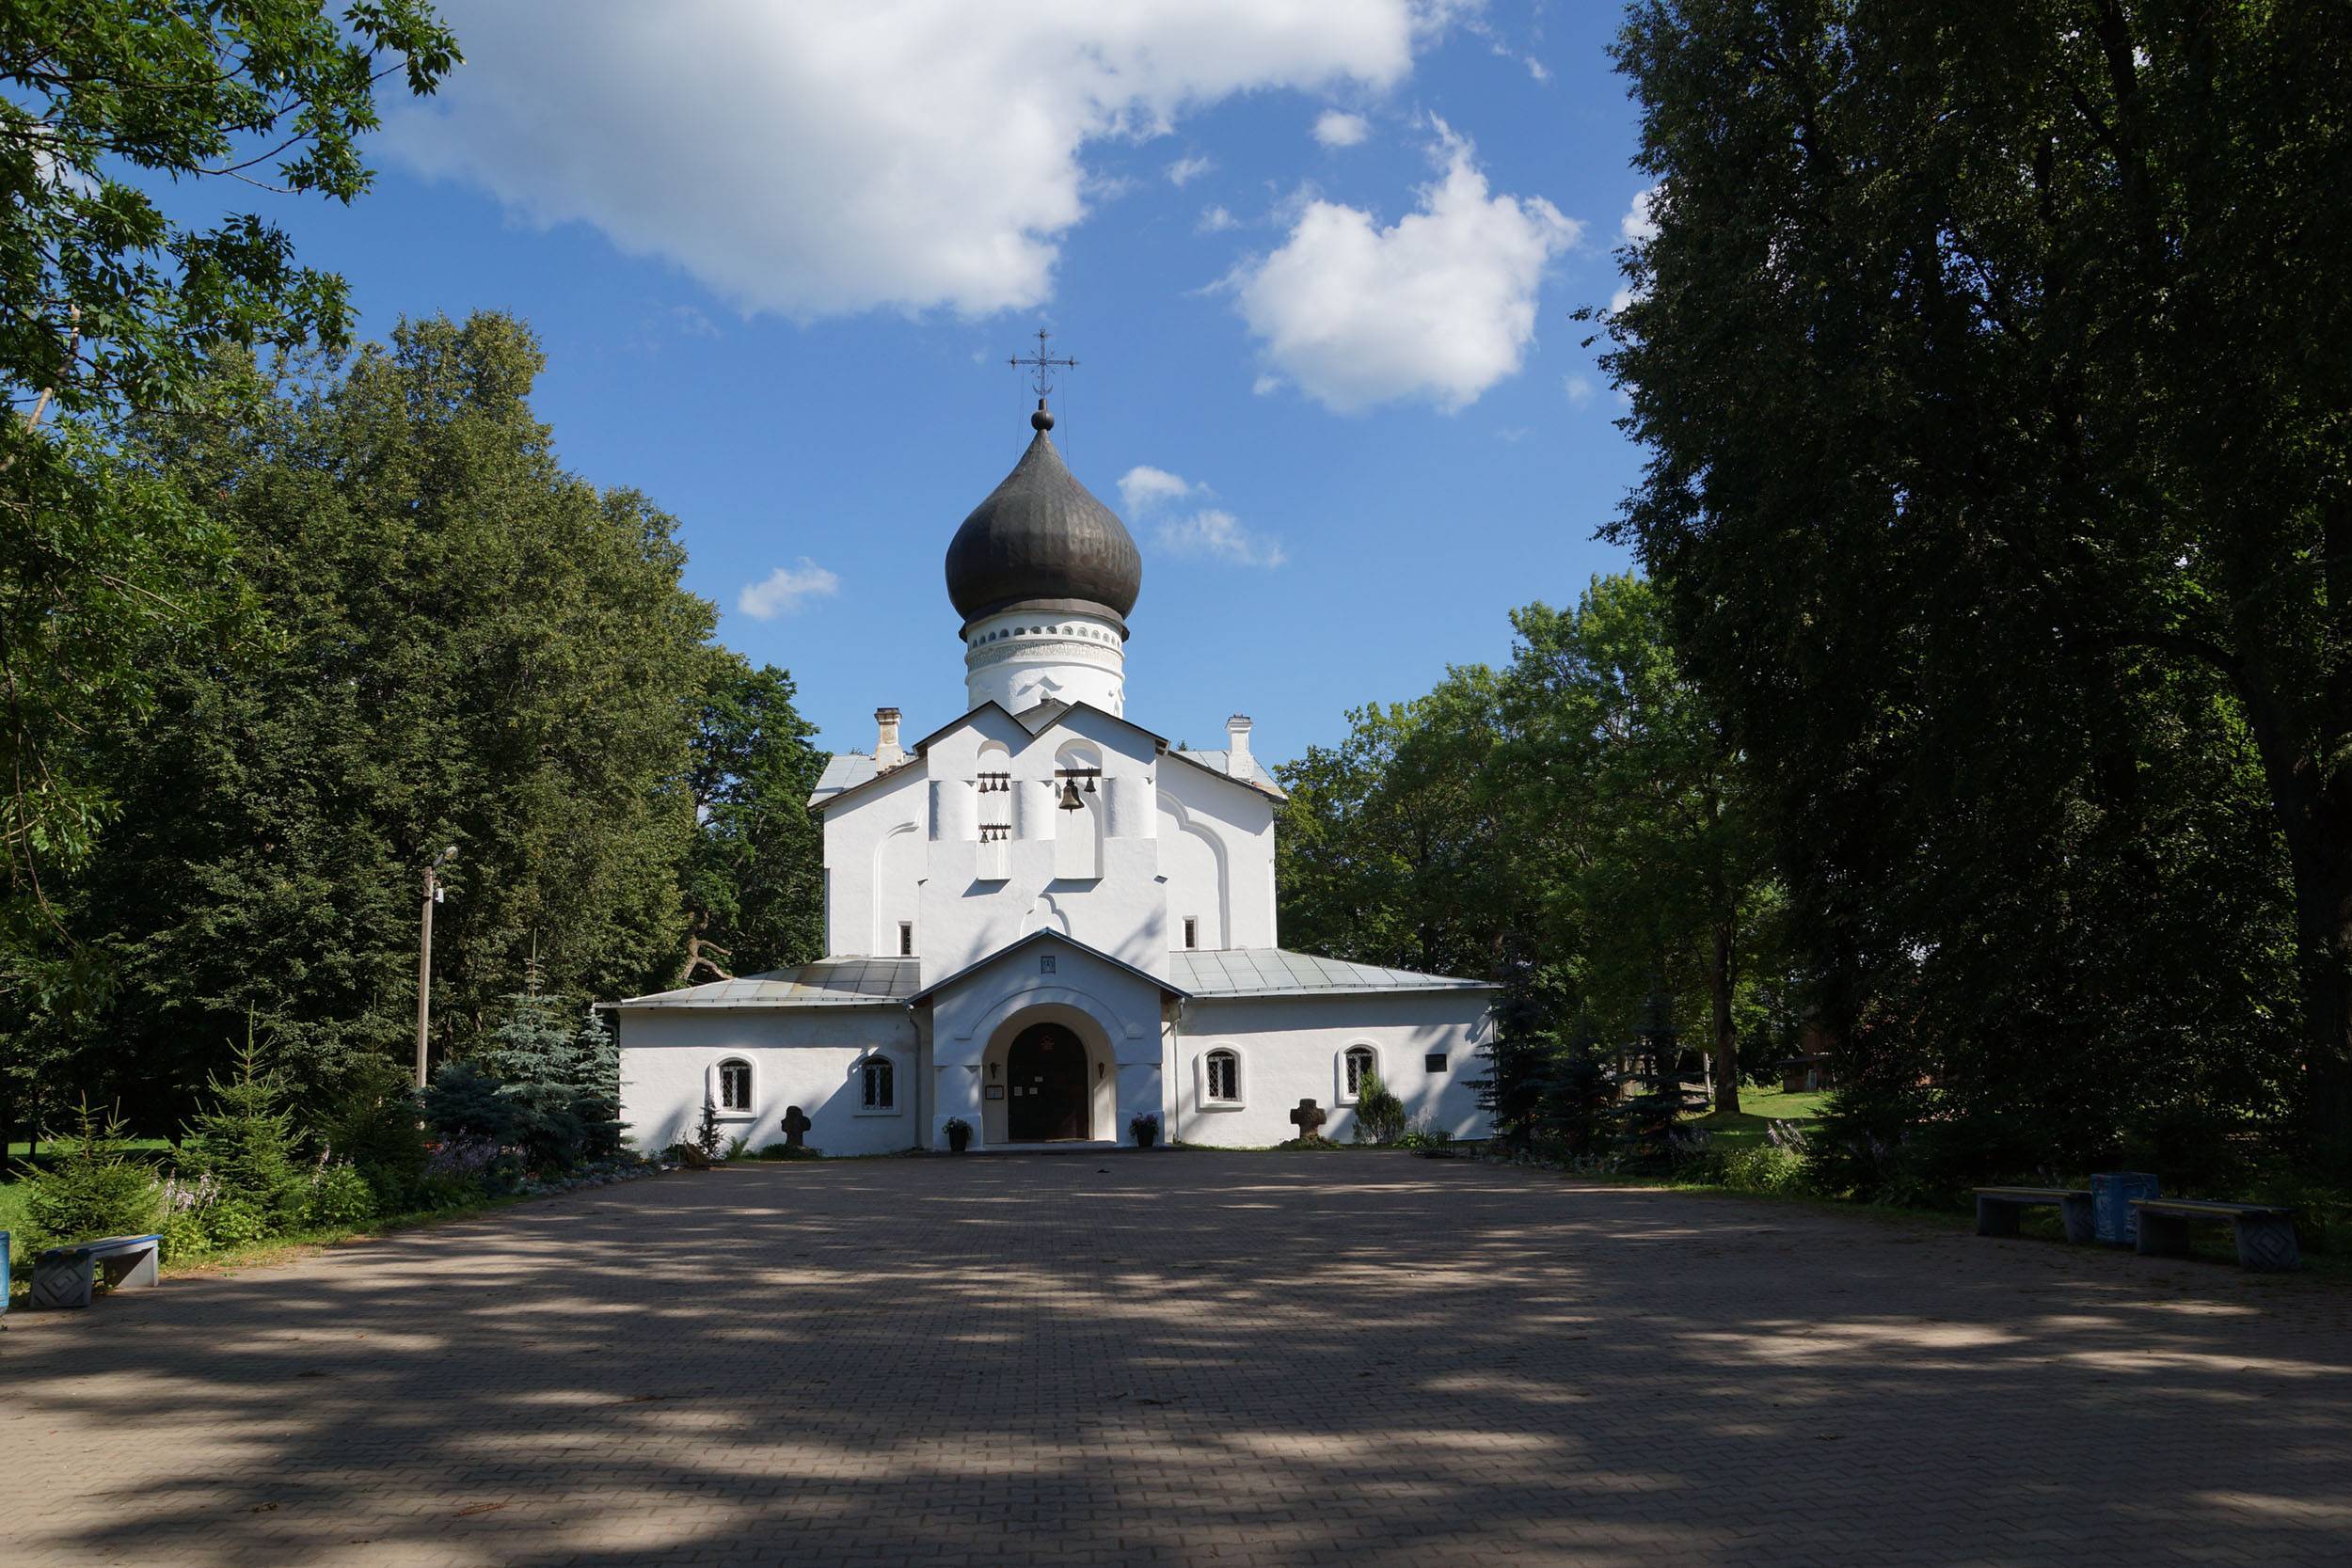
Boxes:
[1130,1112,1161,1149]
[943,1117,973,1153]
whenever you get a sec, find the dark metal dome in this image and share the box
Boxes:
[946,407,1142,626]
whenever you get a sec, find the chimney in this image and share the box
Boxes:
[1225,714,1253,776]
[875,707,905,768]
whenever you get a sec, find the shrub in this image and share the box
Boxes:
[203,1198,271,1249]
[306,1164,377,1228]
[158,1205,212,1261]
[1353,1070,1407,1146]
[180,1033,309,1231]
[1717,1143,1810,1196]
[1396,1119,1454,1152]
[725,1135,752,1162]
[326,1056,428,1210]
[759,1142,821,1161]
[22,1102,163,1251]
[694,1101,725,1161]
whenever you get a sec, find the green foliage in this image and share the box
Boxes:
[681,657,827,983]
[1616,999,1709,1174]
[46,312,715,1124]
[1715,1144,1810,1197]
[202,1199,270,1250]
[20,1101,161,1250]
[1604,1,2338,1180]
[422,1061,517,1148]
[0,0,456,976]
[759,1142,820,1161]
[178,1032,308,1229]
[305,1164,376,1229]
[473,988,615,1175]
[325,1057,428,1210]
[1352,1070,1406,1146]
[694,1101,725,1161]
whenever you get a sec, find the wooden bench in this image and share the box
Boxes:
[31,1233,163,1309]
[2133,1198,2300,1272]
[1974,1186,2095,1244]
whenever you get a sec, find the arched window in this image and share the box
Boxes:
[860,1053,896,1112]
[1204,1049,1240,1104]
[717,1058,753,1113]
[1342,1045,1377,1102]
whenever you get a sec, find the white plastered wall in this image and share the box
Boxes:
[925,935,1169,1149]
[820,764,930,958]
[1170,991,1497,1147]
[1156,754,1276,951]
[615,1006,923,1157]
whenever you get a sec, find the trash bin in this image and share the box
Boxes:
[2091,1171,2160,1244]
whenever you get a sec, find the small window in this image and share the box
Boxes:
[718,1059,752,1112]
[1343,1045,1376,1101]
[1205,1049,1239,1103]
[861,1053,895,1110]
[1425,1053,1448,1072]
[1040,955,1057,974]
[898,920,914,957]
[1183,917,1199,950]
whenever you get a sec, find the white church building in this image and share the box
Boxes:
[610,397,1498,1154]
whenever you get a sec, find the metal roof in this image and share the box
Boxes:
[1169,746,1285,799]
[607,958,918,1010]
[908,928,1189,1005]
[946,419,1142,624]
[1172,947,1498,998]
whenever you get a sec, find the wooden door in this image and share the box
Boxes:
[1007,1023,1089,1141]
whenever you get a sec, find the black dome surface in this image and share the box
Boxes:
[946,423,1141,625]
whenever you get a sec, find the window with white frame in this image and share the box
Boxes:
[1342,1044,1377,1102]
[717,1058,753,1113]
[1204,1048,1240,1105]
[1183,916,1199,950]
[898,920,914,956]
[859,1052,896,1111]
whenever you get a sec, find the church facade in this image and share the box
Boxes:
[610,399,1498,1154]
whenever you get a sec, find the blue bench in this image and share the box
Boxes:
[32,1233,163,1309]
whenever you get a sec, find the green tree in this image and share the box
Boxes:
[178,1028,308,1230]
[0,0,455,972]
[1604,0,2313,1182]
[680,655,826,983]
[52,313,711,1121]
[1501,578,1776,1113]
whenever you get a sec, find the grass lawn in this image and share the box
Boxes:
[1691,1085,1829,1150]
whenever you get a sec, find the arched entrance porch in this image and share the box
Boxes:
[979,1004,1117,1145]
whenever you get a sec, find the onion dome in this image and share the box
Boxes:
[945,402,1142,626]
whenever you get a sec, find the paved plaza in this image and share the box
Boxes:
[6,1154,2350,1566]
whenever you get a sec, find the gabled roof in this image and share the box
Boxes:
[908,928,1190,1006]
[811,698,1283,813]
[1172,947,1499,998]
[607,958,918,1010]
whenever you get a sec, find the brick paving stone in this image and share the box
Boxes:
[4,1155,2350,1566]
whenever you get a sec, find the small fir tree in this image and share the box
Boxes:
[1616,990,1708,1173]
[179,1026,309,1229]
[326,1055,430,1209]
[1354,1069,1407,1145]
[1539,1016,1620,1160]
[23,1100,163,1250]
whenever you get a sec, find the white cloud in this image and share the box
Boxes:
[1621,183,1660,245]
[1117,465,1199,514]
[1313,110,1371,148]
[1230,120,1578,413]
[1565,373,1595,407]
[1198,204,1239,233]
[1118,466,1286,568]
[1166,154,1215,186]
[390,2,1446,320]
[738,559,841,619]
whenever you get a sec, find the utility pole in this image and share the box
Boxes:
[415,846,458,1087]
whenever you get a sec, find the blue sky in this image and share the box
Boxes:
[262,2,1650,763]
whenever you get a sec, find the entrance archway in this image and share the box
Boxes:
[1006,1021,1090,1141]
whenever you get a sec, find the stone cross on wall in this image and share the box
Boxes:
[782,1106,812,1148]
[1289,1099,1327,1141]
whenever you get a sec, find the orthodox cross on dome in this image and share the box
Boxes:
[1009,327,1078,400]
